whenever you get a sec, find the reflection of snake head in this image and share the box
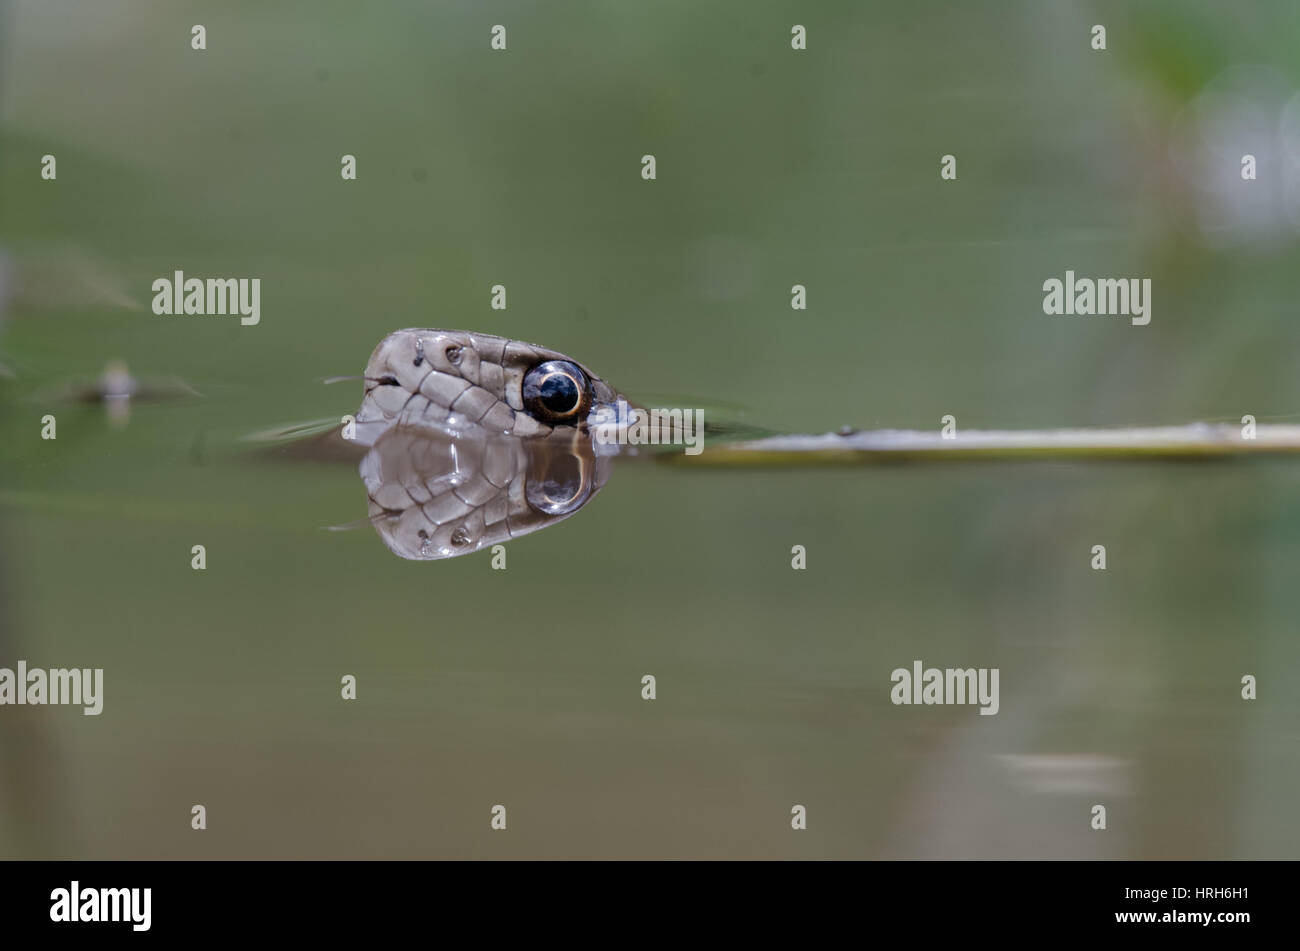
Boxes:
[360,424,611,560]
[356,329,624,439]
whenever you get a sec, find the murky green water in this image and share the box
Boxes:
[1,0,1297,858]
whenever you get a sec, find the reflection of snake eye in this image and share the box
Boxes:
[525,450,593,516]
[522,360,591,424]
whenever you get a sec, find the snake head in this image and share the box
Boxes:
[352,329,622,559]
[355,329,622,440]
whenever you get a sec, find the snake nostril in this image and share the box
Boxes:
[414,339,425,367]
[445,345,463,365]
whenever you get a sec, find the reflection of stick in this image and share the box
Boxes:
[672,423,1300,466]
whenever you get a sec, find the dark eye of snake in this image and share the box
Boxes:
[522,360,591,423]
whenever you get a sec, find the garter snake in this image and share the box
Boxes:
[344,328,1300,560]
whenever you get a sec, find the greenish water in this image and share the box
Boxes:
[0,0,1297,858]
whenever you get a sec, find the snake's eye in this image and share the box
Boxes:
[522,360,591,424]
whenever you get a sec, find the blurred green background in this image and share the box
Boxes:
[0,0,1297,858]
